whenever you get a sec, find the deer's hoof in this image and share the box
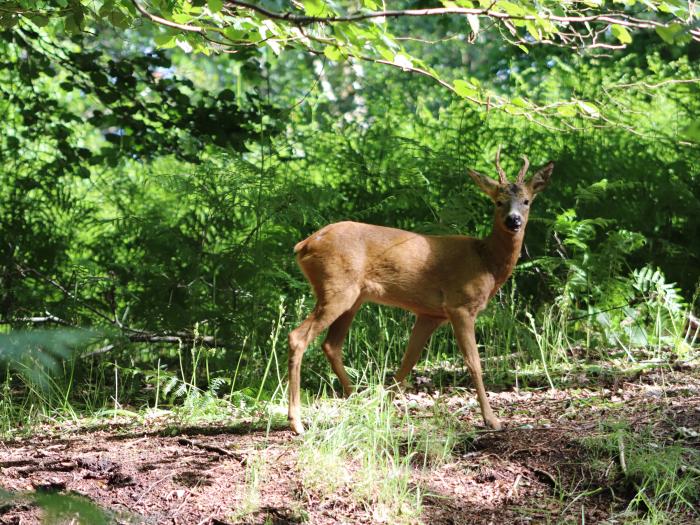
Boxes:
[486,417,503,431]
[289,419,305,435]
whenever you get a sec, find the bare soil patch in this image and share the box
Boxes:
[1,365,698,524]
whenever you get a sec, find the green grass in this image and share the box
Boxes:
[0,289,697,524]
[229,451,267,523]
[297,384,461,524]
[1,284,694,435]
[580,421,700,524]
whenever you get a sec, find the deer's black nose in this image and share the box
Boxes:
[505,214,523,231]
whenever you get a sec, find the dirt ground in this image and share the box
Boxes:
[1,364,698,525]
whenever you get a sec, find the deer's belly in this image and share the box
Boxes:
[361,280,446,317]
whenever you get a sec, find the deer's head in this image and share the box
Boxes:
[468,148,554,235]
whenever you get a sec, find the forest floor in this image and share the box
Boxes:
[0,362,699,524]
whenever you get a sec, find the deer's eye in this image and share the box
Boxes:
[523,199,530,205]
[496,201,504,207]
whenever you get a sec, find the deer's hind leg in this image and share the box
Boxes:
[288,287,361,434]
[321,301,362,398]
[393,315,445,385]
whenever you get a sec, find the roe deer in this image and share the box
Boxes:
[288,150,554,434]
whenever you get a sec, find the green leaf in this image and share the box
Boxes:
[106,8,130,29]
[98,1,113,16]
[30,14,49,27]
[33,491,108,525]
[577,100,600,118]
[655,24,685,44]
[224,27,248,41]
[611,24,632,44]
[376,45,395,61]
[453,79,477,98]
[658,0,689,16]
[536,15,557,35]
[525,21,540,41]
[6,136,19,149]
[208,0,223,13]
[171,12,192,24]
[154,32,176,48]
[556,104,577,117]
[497,1,525,16]
[512,97,528,108]
[303,0,327,16]
[681,120,700,142]
[323,45,342,61]
[64,13,82,33]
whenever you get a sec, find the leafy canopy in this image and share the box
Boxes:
[3,0,699,130]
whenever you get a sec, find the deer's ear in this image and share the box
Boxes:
[468,170,500,200]
[527,162,554,194]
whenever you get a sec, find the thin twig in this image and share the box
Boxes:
[135,473,173,504]
[617,433,627,475]
[177,438,247,464]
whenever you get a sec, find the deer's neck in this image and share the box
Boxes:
[483,225,525,289]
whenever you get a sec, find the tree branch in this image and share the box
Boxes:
[1,314,220,351]
[131,0,205,33]
[0,313,72,326]
[224,1,680,32]
[12,264,221,351]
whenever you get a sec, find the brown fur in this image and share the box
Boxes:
[287,156,554,434]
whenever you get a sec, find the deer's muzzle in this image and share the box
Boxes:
[505,214,523,232]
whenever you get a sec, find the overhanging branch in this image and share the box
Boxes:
[224,1,675,31]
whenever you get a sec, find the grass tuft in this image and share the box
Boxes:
[297,384,464,524]
[581,420,700,523]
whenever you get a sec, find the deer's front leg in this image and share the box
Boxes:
[448,308,502,431]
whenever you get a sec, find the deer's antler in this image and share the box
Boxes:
[494,145,507,184]
[517,155,530,183]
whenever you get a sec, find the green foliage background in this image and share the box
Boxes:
[0,2,698,405]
